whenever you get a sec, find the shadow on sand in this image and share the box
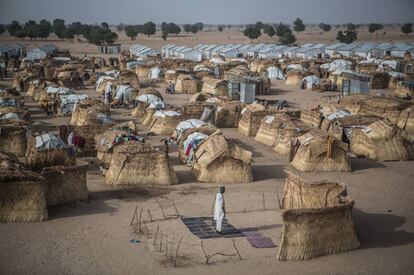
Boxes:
[354,209,414,248]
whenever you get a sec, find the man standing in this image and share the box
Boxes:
[214,186,226,234]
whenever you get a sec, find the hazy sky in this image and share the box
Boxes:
[1,0,413,25]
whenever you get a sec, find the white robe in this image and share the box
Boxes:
[214,193,225,231]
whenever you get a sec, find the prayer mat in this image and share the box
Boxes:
[240,229,276,248]
[181,217,244,239]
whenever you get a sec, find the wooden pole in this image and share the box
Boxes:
[153,225,159,245]
[232,238,242,260]
[174,237,183,267]
[156,198,167,219]
[147,209,153,222]
[130,206,138,225]
[138,208,143,233]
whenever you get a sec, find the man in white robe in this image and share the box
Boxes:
[214,186,226,234]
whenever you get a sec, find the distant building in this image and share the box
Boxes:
[99,44,121,54]
[324,43,346,58]
[26,44,58,61]
[0,43,25,58]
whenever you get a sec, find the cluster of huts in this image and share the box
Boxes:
[1,41,413,262]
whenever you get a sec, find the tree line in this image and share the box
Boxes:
[241,19,413,45]
[1,19,118,45]
[0,19,412,45]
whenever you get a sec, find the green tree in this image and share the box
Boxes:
[217,25,224,32]
[346,23,356,31]
[319,23,331,33]
[195,22,204,31]
[62,27,75,40]
[7,20,22,37]
[336,30,358,44]
[125,25,138,40]
[280,32,296,45]
[293,18,305,33]
[116,23,125,32]
[143,21,156,37]
[190,24,199,34]
[23,20,40,40]
[103,31,117,44]
[401,23,413,36]
[15,30,26,40]
[71,21,82,35]
[243,25,261,42]
[275,23,291,37]
[162,30,168,41]
[368,23,383,35]
[255,21,264,30]
[85,26,117,45]
[0,24,5,35]
[161,22,167,32]
[183,24,192,33]
[263,24,275,37]
[101,22,109,29]
[167,23,181,35]
[53,19,66,39]
[38,19,52,40]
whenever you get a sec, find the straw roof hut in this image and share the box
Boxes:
[94,122,141,168]
[136,64,153,79]
[328,114,381,142]
[192,131,253,183]
[255,113,292,146]
[177,125,217,164]
[299,109,323,128]
[41,160,88,206]
[290,132,351,172]
[59,123,116,157]
[277,172,360,260]
[369,72,390,89]
[0,152,48,223]
[56,70,84,90]
[0,120,29,157]
[238,103,275,137]
[69,99,111,126]
[214,101,246,128]
[147,110,184,135]
[142,106,158,125]
[25,134,76,170]
[349,119,413,161]
[285,71,305,86]
[132,88,164,119]
[181,101,204,119]
[394,81,414,100]
[249,59,278,73]
[106,141,179,185]
[339,95,411,124]
[273,119,312,155]
[201,77,228,97]
[189,92,217,103]
[119,70,139,89]
[397,108,414,143]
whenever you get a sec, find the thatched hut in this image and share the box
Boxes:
[290,132,351,172]
[192,131,253,183]
[69,99,111,126]
[328,114,381,142]
[56,70,84,90]
[277,172,360,260]
[119,70,139,89]
[177,125,217,164]
[201,77,228,97]
[25,133,76,170]
[369,72,390,89]
[106,141,179,185]
[94,122,142,168]
[136,64,152,79]
[299,109,322,128]
[0,120,29,157]
[132,89,165,119]
[273,119,311,155]
[181,101,204,119]
[349,119,413,161]
[254,113,292,146]
[397,108,414,143]
[285,70,305,86]
[214,102,246,128]
[41,160,88,206]
[238,103,275,137]
[147,110,183,136]
[394,81,414,100]
[0,153,48,223]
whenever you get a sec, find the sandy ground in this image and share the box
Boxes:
[0,26,413,56]
[0,70,413,275]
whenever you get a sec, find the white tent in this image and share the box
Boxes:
[149,67,162,79]
[300,75,320,90]
[267,67,286,80]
